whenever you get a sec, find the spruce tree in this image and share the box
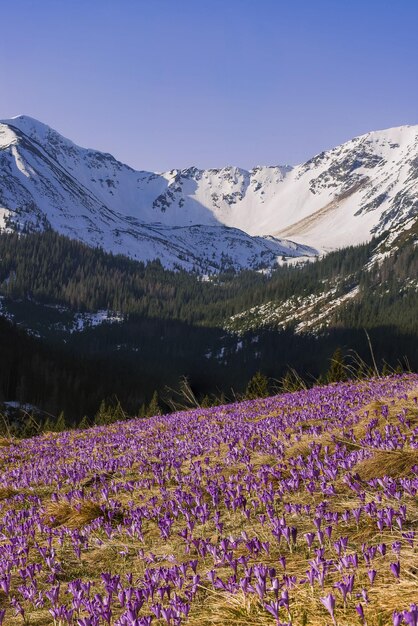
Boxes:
[42,416,53,433]
[326,348,347,383]
[79,415,90,429]
[218,392,226,406]
[22,412,39,438]
[280,369,305,393]
[94,400,108,426]
[245,371,269,400]
[200,395,211,408]
[146,391,161,417]
[54,411,66,432]
[112,400,127,422]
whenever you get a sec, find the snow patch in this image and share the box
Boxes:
[71,310,124,333]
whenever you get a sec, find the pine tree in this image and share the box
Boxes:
[94,400,114,425]
[326,348,347,383]
[279,369,306,393]
[381,362,390,377]
[146,391,161,417]
[21,412,40,438]
[79,415,90,429]
[315,372,326,387]
[245,371,269,400]
[42,416,53,432]
[112,400,127,422]
[54,411,66,432]
[218,392,226,406]
[200,395,211,408]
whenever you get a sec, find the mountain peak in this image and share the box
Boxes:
[3,114,56,136]
[351,124,418,151]
[0,116,417,270]
[8,113,47,125]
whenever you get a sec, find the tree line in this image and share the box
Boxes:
[0,229,417,429]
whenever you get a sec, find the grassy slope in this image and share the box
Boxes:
[0,375,417,625]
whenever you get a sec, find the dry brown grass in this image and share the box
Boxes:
[352,394,418,440]
[187,589,274,626]
[5,609,53,626]
[0,486,18,500]
[282,392,408,463]
[356,449,418,480]
[0,437,14,447]
[284,430,335,460]
[81,470,115,487]
[43,500,105,529]
[1,382,417,626]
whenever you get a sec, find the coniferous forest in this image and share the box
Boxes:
[0,229,417,428]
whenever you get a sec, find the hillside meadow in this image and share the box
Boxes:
[0,375,417,625]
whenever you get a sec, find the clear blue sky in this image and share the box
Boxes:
[1,0,417,171]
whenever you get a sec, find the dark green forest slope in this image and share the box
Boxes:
[0,231,378,324]
[0,229,417,424]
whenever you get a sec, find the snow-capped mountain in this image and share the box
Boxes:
[1,115,417,270]
[0,116,315,271]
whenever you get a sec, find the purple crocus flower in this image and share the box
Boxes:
[320,594,337,625]
[264,599,280,620]
[403,604,418,626]
[356,603,365,624]
[367,569,376,585]
[390,561,401,579]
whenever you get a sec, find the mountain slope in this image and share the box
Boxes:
[0,375,417,625]
[1,115,418,269]
[0,229,418,422]
[0,117,315,271]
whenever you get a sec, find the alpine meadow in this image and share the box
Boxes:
[0,2,417,625]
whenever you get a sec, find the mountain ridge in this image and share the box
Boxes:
[1,115,418,271]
